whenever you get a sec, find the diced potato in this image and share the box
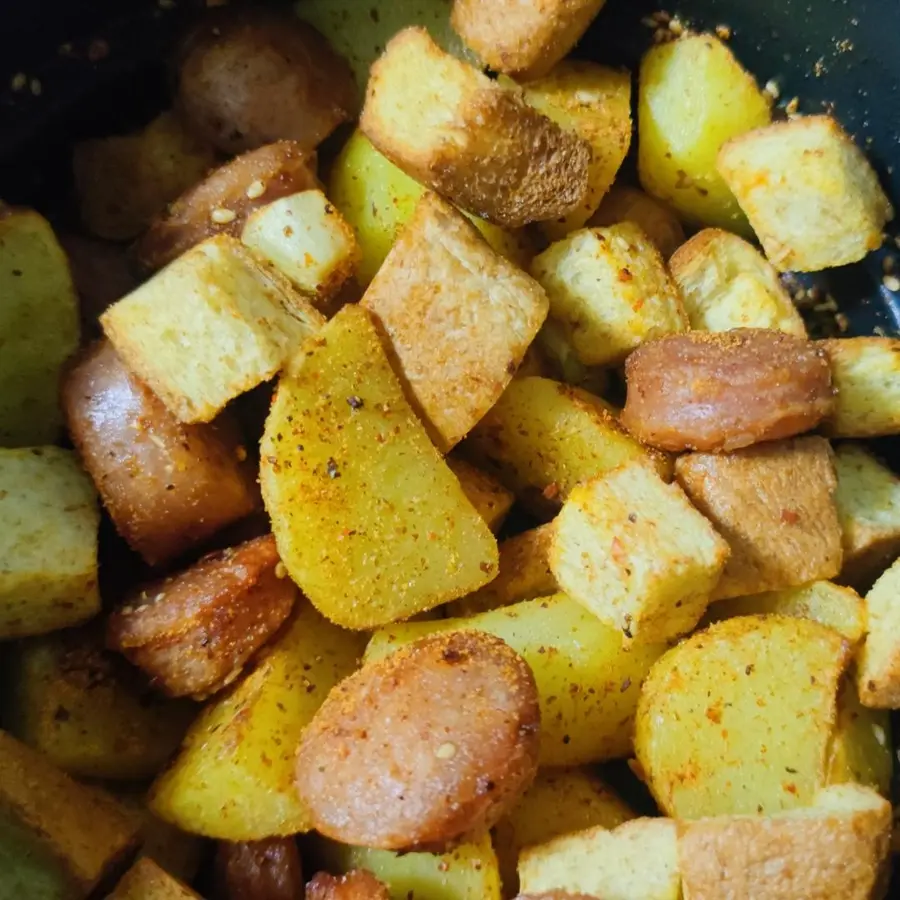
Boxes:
[3,626,195,781]
[0,729,140,900]
[820,338,900,438]
[494,769,635,896]
[328,130,534,288]
[362,193,548,451]
[552,462,729,642]
[508,62,631,239]
[675,437,843,601]
[315,832,501,900]
[857,558,900,709]
[718,116,894,272]
[638,34,771,233]
[447,458,515,533]
[669,228,806,336]
[635,615,852,818]
[707,580,866,646]
[241,190,360,307]
[588,185,685,259]
[0,208,80,447]
[366,594,668,766]
[106,858,200,899]
[518,818,680,900]
[531,224,687,367]
[261,305,497,629]
[535,317,611,397]
[0,447,99,640]
[451,0,607,81]
[448,524,557,617]
[72,111,216,241]
[101,234,324,423]
[464,376,672,518]
[360,28,590,229]
[149,601,366,839]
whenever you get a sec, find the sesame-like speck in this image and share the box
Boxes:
[211,207,237,225]
[275,562,288,579]
[764,80,781,100]
[245,180,266,200]
[883,274,900,293]
[435,742,457,759]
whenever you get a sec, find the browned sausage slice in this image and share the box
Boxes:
[295,631,540,852]
[516,894,603,900]
[306,870,390,900]
[213,838,304,900]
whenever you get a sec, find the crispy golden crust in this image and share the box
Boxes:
[295,631,540,851]
[62,340,259,567]
[622,329,834,452]
[108,535,296,699]
[135,141,318,272]
[306,870,391,900]
[213,838,304,900]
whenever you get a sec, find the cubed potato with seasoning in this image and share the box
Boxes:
[447,458,515,533]
[856,558,900,709]
[588,185,685,259]
[106,858,201,899]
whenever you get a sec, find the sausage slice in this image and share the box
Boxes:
[306,870,390,900]
[213,838,303,900]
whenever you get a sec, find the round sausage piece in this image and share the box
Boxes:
[295,631,541,852]
[306,870,390,900]
[213,837,303,900]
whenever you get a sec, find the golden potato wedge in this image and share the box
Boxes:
[260,305,497,629]
[635,615,852,818]
[638,34,771,233]
[213,838,304,900]
[362,193,548,451]
[366,594,667,766]
[588,185,685,259]
[149,601,366,840]
[531,224,688,367]
[676,438,842,600]
[107,858,200,899]
[360,28,590,228]
[819,337,900,438]
[464,376,672,519]
[451,0,607,80]
[447,458,515,533]
[307,870,390,900]
[670,228,807,336]
[718,116,894,272]
[857,558,900,708]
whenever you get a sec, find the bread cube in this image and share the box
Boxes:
[669,228,806,336]
[857,558,900,708]
[101,234,324,423]
[675,437,843,600]
[447,458,515,533]
[530,224,688,367]
[107,859,200,899]
[588,185,685,259]
[820,337,900,438]
[451,0,607,81]
[241,189,360,308]
[518,818,680,900]
[360,27,591,229]
[361,193,548,451]
[718,116,894,271]
[0,447,100,640]
[551,461,730,642]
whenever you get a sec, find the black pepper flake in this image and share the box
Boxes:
[628,512,638,523]
[562,734,571,745]
[347,395,364,410]
[785,766,797,773]
[326,458,341,479]
[53,705,70,722]
[745,664,754,675]
[620,677,632,693]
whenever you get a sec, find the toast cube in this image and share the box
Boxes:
[819,337,900,438]
[669,228,806,337]
[447,458,515,533]
[675,436,843,600]
[530,224,688,367]
[240,189,360,308]
[857,558,900,708]
[362,193,549,451]
[717,116,894,272]
[0,447,100,640]
[107,858,201,899]
[101,234,324,423]
[451,0,607,81]
[551,461,730,642]
[360,27,591,229]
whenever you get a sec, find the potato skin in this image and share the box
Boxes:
[306,870,390,900]
[62,340,259,567]
[622,329,834,452]
[135,141,318,272]
[177,9,356,155]
[108,535,296,700]
[295,631,540,852]
[213,838,304,900]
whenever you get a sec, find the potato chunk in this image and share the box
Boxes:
[102,235,324,423]
[675,437,842,600]
[362,194,548,451]
[0,447,99,640]
[635,616,851,818]
[361,28,590,228]
[107,858,200,899]
[669,229,806,336]
[857,558,900,708]
[551,462,729,642]
[447,458,515,533]
[213,838,304,900]
[451,0,606,80]
[718,116,894,271]
[588,186,685,259]
[638,34,771,233]
[260,305,497,629]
